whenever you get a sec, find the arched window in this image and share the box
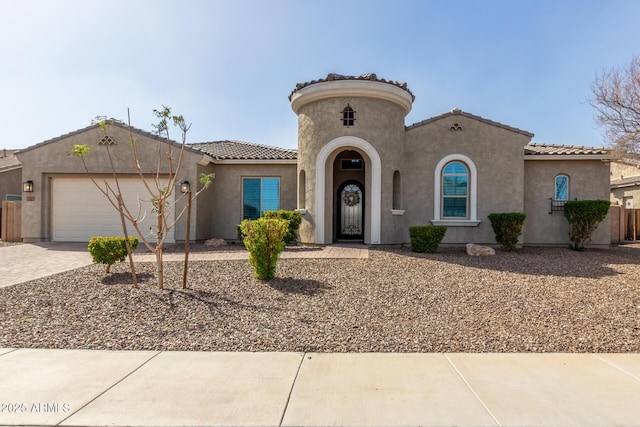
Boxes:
[554,174,569,200]
[442,161,469,218]
[342,104,355,127]
[433,154,479,226]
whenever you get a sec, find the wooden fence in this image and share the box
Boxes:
[1,200,21,242]
[611,205,640,243]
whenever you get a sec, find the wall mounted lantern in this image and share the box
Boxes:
[180,181,190,194]
[23,180,34,192]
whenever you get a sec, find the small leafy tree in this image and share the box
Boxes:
[264,210,302,244]
[240,217,288,280]
[488,212,526,251]
[70,107,213,289]
[88,236,139,273]
[564,200,610,250]
[409,225,447,253]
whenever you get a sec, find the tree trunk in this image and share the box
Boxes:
[156,245,164,290]
[182,191,192,289]
[156,210,164,290]
[117,195,138,288]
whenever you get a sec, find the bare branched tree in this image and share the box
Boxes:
[590,55,640,157]
[70,107,213,290]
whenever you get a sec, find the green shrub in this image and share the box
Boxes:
[488,212,526,251]
[264,210,302,244]
[409,225,447,253]
[564,199,610,251]
[240,217,288,280]
[88,236,138,273]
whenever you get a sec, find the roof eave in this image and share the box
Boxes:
[210,158,298,165]
[524,154,610,161]
[407,110,534,138]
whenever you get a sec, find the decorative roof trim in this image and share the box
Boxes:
[290,73,415,101]
[290,79,414,115]
[407,108,534,138]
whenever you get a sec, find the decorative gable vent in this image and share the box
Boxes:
[449,123,463,131]
[98,135,116,145]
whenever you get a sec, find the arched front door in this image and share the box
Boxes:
[336,180,364,241]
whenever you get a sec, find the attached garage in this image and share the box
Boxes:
[51,177,175,243]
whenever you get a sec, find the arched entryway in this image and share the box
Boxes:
[315,136,381,244]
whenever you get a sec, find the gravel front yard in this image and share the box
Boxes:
[1,245,639,352]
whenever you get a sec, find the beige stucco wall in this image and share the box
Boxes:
[404,115,531,245]
[611,187,640,207]
[16,124,206,242]
[610,161,640,207]
[523,159,611,246]
[207,162,297,240]
[610,161,640,181]
[296,96,407,244]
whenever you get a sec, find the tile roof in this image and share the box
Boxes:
[189,140,298,161]
[0,149,21,172]
[611,176,640,188]
[407,108,535,137]
[16,121,202,156]
[289,73,415,101]
[524,143,609,156]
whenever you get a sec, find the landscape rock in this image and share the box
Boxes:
[466,243,496,256]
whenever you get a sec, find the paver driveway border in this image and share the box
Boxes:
[0,242,93,288]
[0,242,368,288]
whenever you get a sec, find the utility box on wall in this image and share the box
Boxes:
[625,198,634,209]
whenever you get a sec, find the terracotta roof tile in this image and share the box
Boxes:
[189,140,298,161]
[289,73,415,101]
[524,143,609,156]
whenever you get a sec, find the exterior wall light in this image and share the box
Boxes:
[23,180,34,192]
[180,181,190,194]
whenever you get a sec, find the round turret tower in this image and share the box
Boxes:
[289,73,414,244]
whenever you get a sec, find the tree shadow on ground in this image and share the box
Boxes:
[101,272,155,285]
[266,277,332,296]
[374,243,640,279]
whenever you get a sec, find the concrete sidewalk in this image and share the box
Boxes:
[1,349,640,426]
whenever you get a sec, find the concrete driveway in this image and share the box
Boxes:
[0,242,93,288]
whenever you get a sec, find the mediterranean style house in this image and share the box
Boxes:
[11,73,612,247]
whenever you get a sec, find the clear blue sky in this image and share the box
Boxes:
[1,0,638,150]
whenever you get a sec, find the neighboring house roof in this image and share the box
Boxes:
[289,73,415,101]
[407,108,535,138]
[0,149,21,172]
[524,143,609,156]
[190,140,298,162]
[611,176,640,189]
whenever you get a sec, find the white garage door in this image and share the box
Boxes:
[52,178,175,243]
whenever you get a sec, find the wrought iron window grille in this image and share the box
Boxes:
[549,198,577,214]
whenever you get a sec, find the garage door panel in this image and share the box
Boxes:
[52,178,175,243]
